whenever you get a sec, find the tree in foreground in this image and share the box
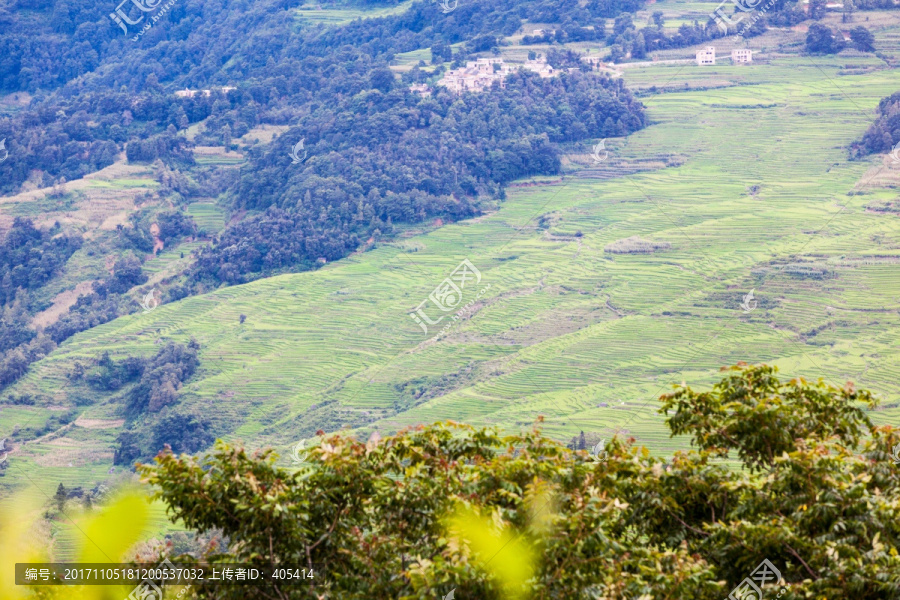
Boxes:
[141,364,900,599]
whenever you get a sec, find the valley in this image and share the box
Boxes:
[4,43,900,509]
[1,0,900,579]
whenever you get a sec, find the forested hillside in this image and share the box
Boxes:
[0,0,649,271]
[0,0,645,198]
[0,0,650,392]
[196,73,643,285]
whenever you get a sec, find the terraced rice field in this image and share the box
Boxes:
[186,200,227,234]
[0,158,157,234]
[192,146,244,166]
[3,25,900,552]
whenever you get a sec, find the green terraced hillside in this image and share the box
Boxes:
[3,37,900,528]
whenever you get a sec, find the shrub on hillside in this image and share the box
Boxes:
[156,210,198,242]
[0,219,82,305]
[150,412,215,456]
[126,340,201,415]
[140,364,899,599]
[850,26,876,52]
[806,24,846,54]
[126,131,195,167]
[107,341,203,465]
[83,351,146,392]
[117,210,198,253]
[858,91,900,156]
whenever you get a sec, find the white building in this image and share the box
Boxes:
[696,46,716,66]
[731,49,753,63]
[175,86,236,98]
[522,56,555,78]
[408,83,431,97]
[469,57,504,74]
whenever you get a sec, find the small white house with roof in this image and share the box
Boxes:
[696,46,716,66]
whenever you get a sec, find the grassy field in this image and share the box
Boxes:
[3,19,900,556]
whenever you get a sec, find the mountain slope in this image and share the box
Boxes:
[4,52,900,500]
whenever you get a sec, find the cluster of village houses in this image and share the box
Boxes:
[407,47,758,98]
[415,56,557,95]
[170,49,760,101]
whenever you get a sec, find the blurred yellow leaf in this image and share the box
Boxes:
[76,491,152,600]
[78,492,149,563]
[0,493,48,600]
[446,505,536,599]
[1,490,149,600]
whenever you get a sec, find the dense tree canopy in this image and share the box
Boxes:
[0,218,81,306]
[193,72,644,285]
[0,0,643,194]
[859,91,900,156]
[806,23,847,54]
[0,219,81,388]
[850,26,876,52]
[140,363,898,599]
